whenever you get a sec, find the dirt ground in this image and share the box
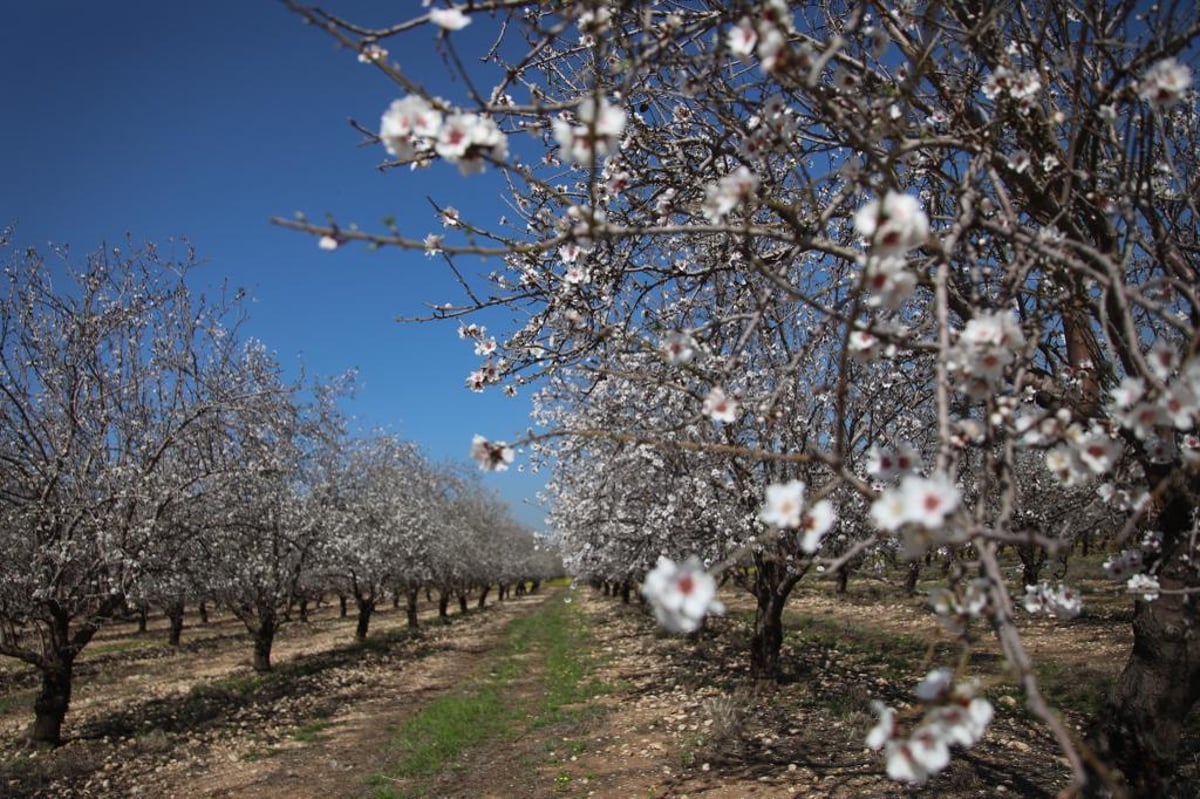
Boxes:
[0,578,1177,799]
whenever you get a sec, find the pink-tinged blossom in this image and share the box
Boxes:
[703,387,740,423]
[1162,384,1198,429]
[1109,376,1145,409]
[863,255,917,309]
[435,113,508,172]
[727,17,758,58]
[661,332,697,365]
[1023,581,1082,619]
[848,329,880,361]
[380,96,443,160]
[1075,431,1123,474]
[469,434,514,471]
[800,499,836,553]
[1138,58,1192,109]
[428,6,471,30]
[867,442,922,481]
[897,472,961,530]
[640,556,725,633]
[853,192,930,254]
[553,97,626,165]
[759,479,806,528]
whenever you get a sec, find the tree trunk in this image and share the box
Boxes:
[29,657,74,746]
[166,601,185,647]
[298,597,309,623]
[750,589,787,679]
[1087,480,1200,797]
[198,601,209,625]
[457,592,468,614]
[405,586,420,629]
[1017,542,1047,588]
[620,580,632,604]
[437,588,450,619]
[749,556,796,679]
[339,594,348,618]
[477,584,491,609]
[836,565,850,594]
[355,598,374,641]
[136,602,149,634]
[530,580,540,594]
[904,561,921,596]
[252,612,277,672]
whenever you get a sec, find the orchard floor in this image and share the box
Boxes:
[0,579,1193,798]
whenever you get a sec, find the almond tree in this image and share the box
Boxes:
[280,1,1199,793]
[0,240,254,744]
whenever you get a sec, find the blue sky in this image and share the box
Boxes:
[0,1,548,530]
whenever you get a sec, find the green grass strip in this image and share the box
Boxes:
[368,590,609,798]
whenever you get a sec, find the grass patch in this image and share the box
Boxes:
[368,591,610,798]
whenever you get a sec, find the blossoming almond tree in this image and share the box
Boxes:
[0,240,260,744]
[279,1,1199,793]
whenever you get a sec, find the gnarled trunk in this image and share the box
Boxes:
[251,611,277,672]
[1088,480,1200,797]
[457,591,468,614]
[477,584,491,609]
[748,556,798,679]
[29,657,74,746]
[355,598,375,641]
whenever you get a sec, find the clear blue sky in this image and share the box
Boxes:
[0,1,548,530]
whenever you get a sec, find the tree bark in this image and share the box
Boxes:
[477,584,491,609]
[836,565,850,594]
[29,657,74,746]
[252,612,277,672]
[338,594,348,618]
[355,598,375,641]
[405,586,420,629]
[749,556,798,679]
[457,591,468,614]
[198,601,209,625]
[437,588,450,619]
[750,588,787,679]
[1087,479,1200,797]
[904,561,921,596]
[166,601,185,647]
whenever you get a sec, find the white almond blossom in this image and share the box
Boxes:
[640,556,725,634]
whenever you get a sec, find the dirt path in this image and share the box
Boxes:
[0,594,550,799]
[0,580,1163,799]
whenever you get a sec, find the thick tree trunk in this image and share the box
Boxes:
[620,580,632,604]
[1087,481,1200,797]
[298,597,309,623]
[477,584,491,609]
[405,586,420,629]
[252,613,277,672]
[166,601,185,647]
[136,602,149,634]
[749,556,796,679]
[457,592,468,614]
[437,588,450,619]
[355,598,374,641]
[530,580,540,594]
[750,589,787,679]
[836,565,850,594]
[29,657,74,746]
[339,594,349,618]
[198,601,209,625]
[1017,542,1047,588]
